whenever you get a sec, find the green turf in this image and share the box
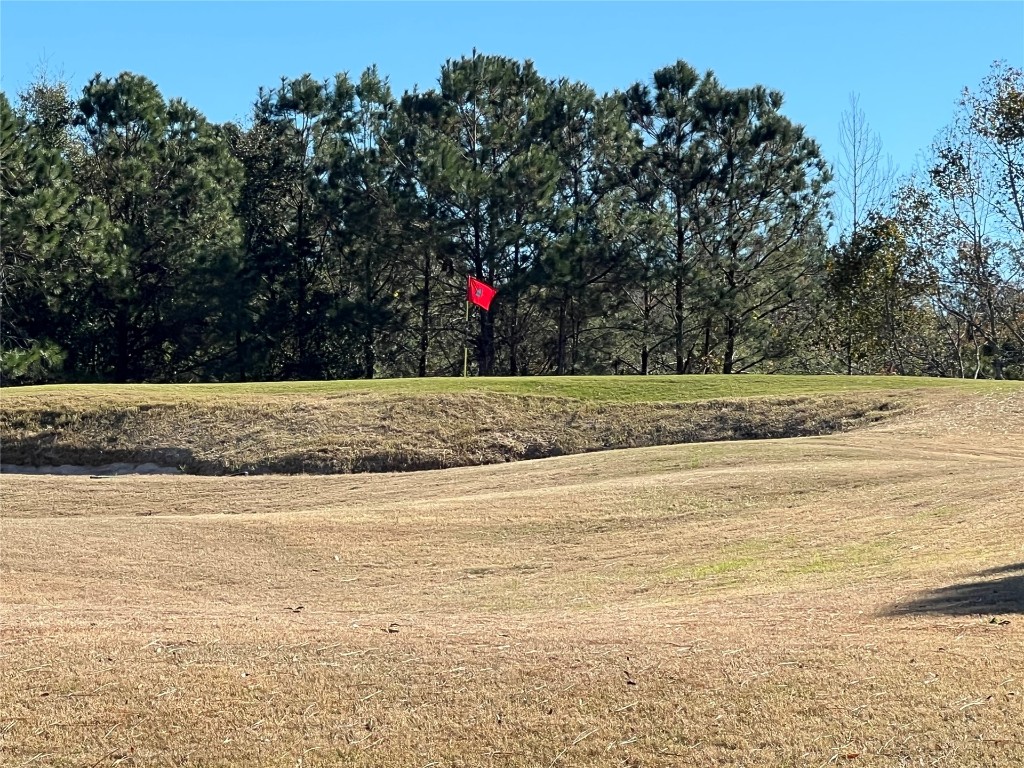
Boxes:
[5,374,1020,405]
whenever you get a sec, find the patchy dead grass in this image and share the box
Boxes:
[1,386,1023,766]
[1,389,906,474]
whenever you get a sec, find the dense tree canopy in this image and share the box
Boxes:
[2,56,1021,383]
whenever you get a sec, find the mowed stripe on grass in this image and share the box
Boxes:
[0,385,1022,766]
[6,373,1022,406]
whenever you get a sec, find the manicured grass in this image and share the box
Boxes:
[5,373,1021,406]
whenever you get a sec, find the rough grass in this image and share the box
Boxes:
[2,376,1012,473]
[1,386,1023,766]
[1,390,905,473]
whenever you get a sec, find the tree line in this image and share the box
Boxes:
[2,55,1021,383]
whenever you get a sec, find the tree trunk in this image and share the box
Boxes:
[236,328,246,382]
[509,324,519,377]
[674,201,685,374]
[479,309,495,376]
[418,252,431,378]
[723,315,736,374]
[722,266,737,374]
[570,311,582,375]
[114,307,130,383]
[556,293,568,375]
[363,328,375,379]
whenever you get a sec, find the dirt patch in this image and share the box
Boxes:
[0,391,904,474]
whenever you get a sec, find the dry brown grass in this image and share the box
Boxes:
[1,391,903,474]
[1,387,1023,766]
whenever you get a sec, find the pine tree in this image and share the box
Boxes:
[0,88,108,382]
[408,53,561,375]
[688,78,831,373]
[624,61,706,373]
[538,85,637,374]
[73,72,243,381]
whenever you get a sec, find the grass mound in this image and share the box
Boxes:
[1,388,904,474]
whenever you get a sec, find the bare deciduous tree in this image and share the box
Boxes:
[833,93,897,239]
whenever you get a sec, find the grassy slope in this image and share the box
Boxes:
[1,386,1022,766]
[2,375,1020,473]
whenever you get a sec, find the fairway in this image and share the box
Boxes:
[1,383,1023,766]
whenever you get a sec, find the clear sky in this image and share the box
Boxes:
[2,1,1022,179]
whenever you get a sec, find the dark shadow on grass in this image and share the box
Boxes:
[972,562,1024,577]
[888,565,1024,616]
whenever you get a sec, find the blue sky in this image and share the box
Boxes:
[2,1,1022,179]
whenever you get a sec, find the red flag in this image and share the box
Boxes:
[467,276,497,310]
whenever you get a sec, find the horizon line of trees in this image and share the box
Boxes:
[2,55,1022,383]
